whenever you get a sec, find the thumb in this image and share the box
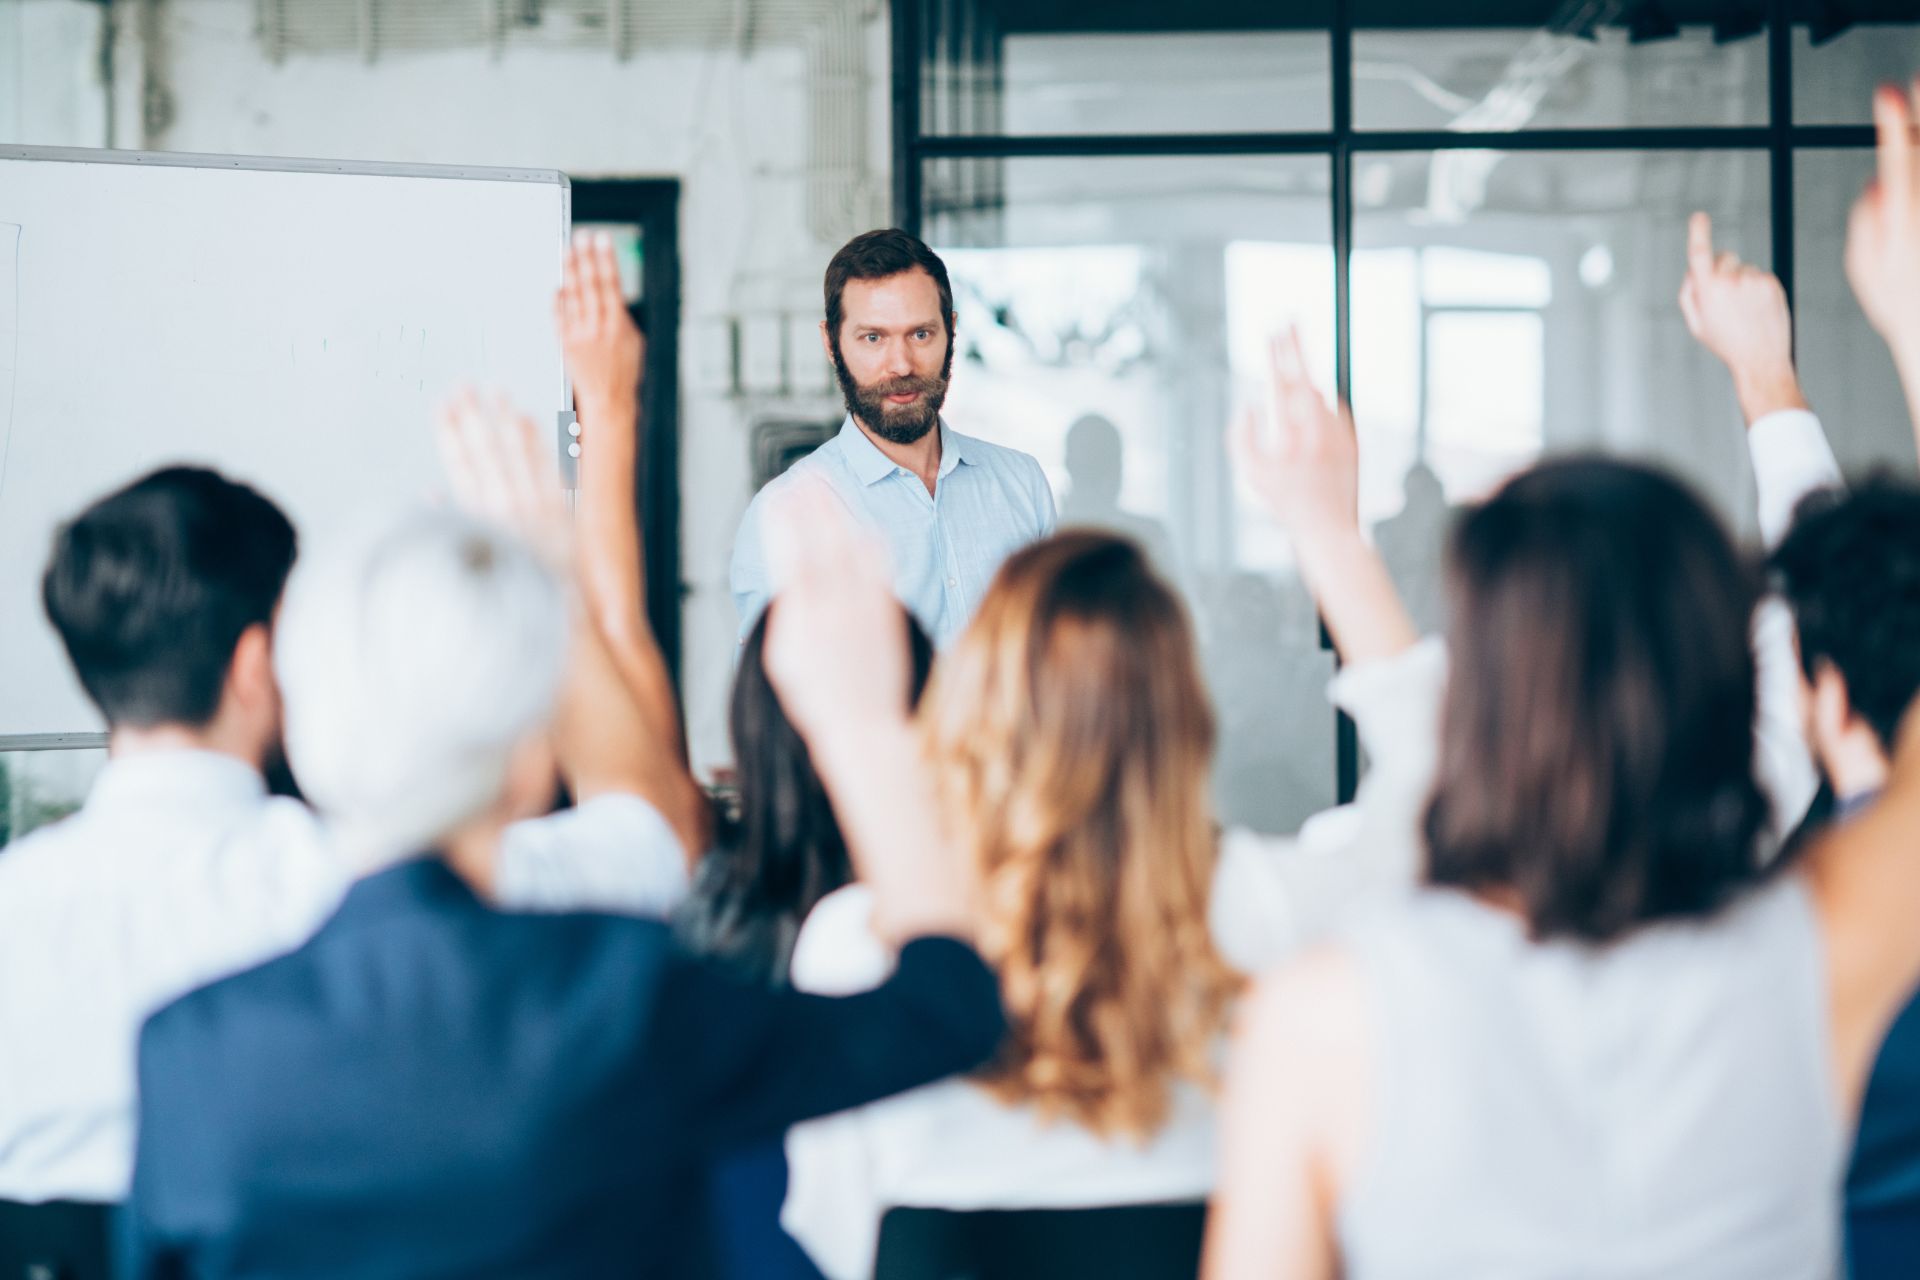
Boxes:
[1678,277,1704,337]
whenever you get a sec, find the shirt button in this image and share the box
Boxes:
[947,577,958,588]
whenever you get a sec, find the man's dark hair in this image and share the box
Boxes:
[43,466,297,728]
[1771,477,1920,754]
[1424,457,1769,945]
[823,228,955,349]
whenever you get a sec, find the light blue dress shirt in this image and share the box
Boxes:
[731,416,1057,648]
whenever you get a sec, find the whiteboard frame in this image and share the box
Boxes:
[0,146,572,752]
[0,145,568,189]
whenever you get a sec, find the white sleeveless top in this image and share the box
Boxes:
[1336,875,1843,1280]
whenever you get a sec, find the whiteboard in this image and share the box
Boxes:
[0,146,570,743]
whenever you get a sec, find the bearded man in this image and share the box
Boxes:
[731,229,1056,647]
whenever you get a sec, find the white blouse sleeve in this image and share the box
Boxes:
[784,885,896,1280]
[491,794,692,917]
[1746,409,1844,849]
[1211,638,1446,975]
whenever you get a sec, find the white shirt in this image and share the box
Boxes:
[0,749,690,1203]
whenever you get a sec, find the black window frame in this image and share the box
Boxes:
[892,0,1885,802]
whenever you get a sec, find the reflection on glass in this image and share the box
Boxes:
[0,749,105,850]
[1794,149,1917,477]
[916,0,1332,136]
[1354,149,1772,615]
[925,154,1337,833]
[1352,9,1768,131]
[1793,22,1920,125]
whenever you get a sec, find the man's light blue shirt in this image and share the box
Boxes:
[731,416,1057,648]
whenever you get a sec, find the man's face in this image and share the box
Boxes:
[825,268,954,446]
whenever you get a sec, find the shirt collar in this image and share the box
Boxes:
[835,415,975,488]
[84,748,267,815]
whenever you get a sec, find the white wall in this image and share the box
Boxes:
[2,0,890,776]
[1,0,107,147]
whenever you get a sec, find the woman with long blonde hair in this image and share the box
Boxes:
[778,529,1243,1277]
[776,460,1453,1276]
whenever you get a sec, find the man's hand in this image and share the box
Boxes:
[1229,328,1360,550]
[1679,212,1808,426]
[555,231,644,421]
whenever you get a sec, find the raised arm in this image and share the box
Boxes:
[1678,213,1837,845]
[642,476,1003,1154]
[1847,80,1920,447]
[553,234,710,857]
[758,476,975,946]
[434,389,706,865]
[1231,327,1418,665]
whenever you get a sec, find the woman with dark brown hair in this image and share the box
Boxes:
[1203,316,1920,1279]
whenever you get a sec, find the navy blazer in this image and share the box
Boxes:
[122,857,1004,1279]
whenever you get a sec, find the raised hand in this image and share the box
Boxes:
[760,477,909,745]
[1227,328,1416,662]
[1230,328,1360,547]
[434,386,571,573]
[555,231,644,419]
[1679,212,1807,425]
[1847,79,1920,445]
[1847,81,1920,356]
[759,477,968,943]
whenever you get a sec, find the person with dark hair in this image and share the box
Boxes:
[1202,308,1920,1278]
[678,605,936,986]
[0,238,705,1210]
[1771,481,1920,818]
[673,605,934,1280]
[731,228,1055,648]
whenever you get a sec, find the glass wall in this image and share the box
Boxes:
[900,0,1910,815]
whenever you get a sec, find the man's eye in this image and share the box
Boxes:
[914,330,932,340]
[862,333,880,343]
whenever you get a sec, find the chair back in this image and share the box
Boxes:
[873,1202,1207,1280]
[0,1199,113,1280]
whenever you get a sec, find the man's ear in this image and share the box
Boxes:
[226,622,278,713]
[819,319,835,363]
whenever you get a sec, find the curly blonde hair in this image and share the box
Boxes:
[920,532,1241,1141]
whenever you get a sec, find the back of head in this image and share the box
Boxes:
[43,466,296,728]
[274,509,567,862]
[697,605,936,982]
[921,531,1237,1139]
[1425,457,1768,944]
[1771,478,1920,756]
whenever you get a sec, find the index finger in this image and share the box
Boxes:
[1687,211,1715,277]
[1875,84,1915,217]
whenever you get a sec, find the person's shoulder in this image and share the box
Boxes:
[949,425,1042,473]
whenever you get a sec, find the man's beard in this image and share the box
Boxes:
[832,338,955,446]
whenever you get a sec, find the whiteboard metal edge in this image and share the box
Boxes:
[0,146,571,745]
[0,144,568,188]
[0,734,109,751]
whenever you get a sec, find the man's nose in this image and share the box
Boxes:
[881,339,914,377]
